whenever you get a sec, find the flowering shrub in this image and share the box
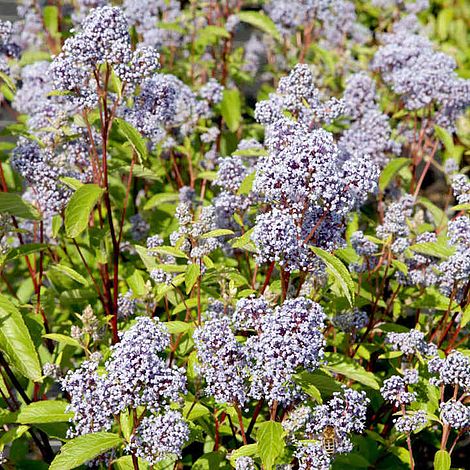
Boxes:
[0,1,469,469]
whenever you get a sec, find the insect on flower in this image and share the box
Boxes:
[321,425,337,456]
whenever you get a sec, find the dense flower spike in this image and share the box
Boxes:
[380,375,416,407]
[127,411,189,464]
[296,442,332,470]
[11,138,74,214]
[247,297,326,405]
[63,317,186,439]
[306,386,369,438]
[394,410,427,433]
[285,386,369,465]
[105,317,186,413]
[350,231,378,256]
[51,6,159,108]
[452,175,470,205]
[122,0,183,49]
[232,296,271,330]
[385,330,437,356]
[376,196,414,240]
[428,351,470,390]
[122,73,223,150]
[194,315,249,405]
[252,64,378,272]
[62,358,114,437]
[440,401,470,429]
[333,309,368,333]
[169,199,222,259]
[117,291,137,319]
[372,13,470,129]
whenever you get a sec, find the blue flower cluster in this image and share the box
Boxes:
[428,351,470,390]
[372,13,470,130]
[385,329,437,357]
[194,297,326,406]
[51,6,159,108]
[252,64,379,272]
[380,374,417,407]
[340,72,399,168]
[438,215,470,301]
[122,0,183,49]
[283,386,369,467]
[121,73,223,150]
[62,317,188,463]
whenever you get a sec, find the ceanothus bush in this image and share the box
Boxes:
[0,1,468,469]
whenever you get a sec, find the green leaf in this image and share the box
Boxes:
[183,401,210,421]
[200,229,234,239]
[392,259,408,275]
[0,294,42,381]
[185,263,200,295]
[436,9,453,41]
[119,409,133,442]
[434,125,454,154]
[220,89,241,133]
[127,270,146,297]
[150,246,188,259]
[451,203,470,212]
[237,11,281,41]
[418,197,447,228]
[0,71,16,94]
[144,192,180,210]
[115,118,148,161]
[0,425,29,446]
[192,451,225,470]
[409,242,454,259]
[114,455,149,470]
[109,70,123,99]
[3,243,47,263]
[378,351,403,360]
[154,264,186,273]
[230,228,256,250]
[42,333,82,349]
[461,304,470,328]
[390,445,410,465]
[257,421,285,470]
[324,353,380,390]
[16,400,73,424]
[195,26,230,50]
[410,288,459,311]
[294,370,341,397]
[0,192,41,219]
[50,264,88,286]
[163,321,192,335]
[173,298,199,315]
[237,172,256,195]
[65,184,104,238]
[232,147,267,157]
[43,5,59,36]
[197,171,217,181]
[379,158,409,191]
[228,444,259,462]
[134,245,158,272]
[49,432,123,470]
[433,450,451,470]
[52,214,62,237]
[128,164,161,181]
[61,177,84,191]
[311,247,355,307]
[294,376,322,402]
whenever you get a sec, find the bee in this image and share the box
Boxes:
[321,425,336,456]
